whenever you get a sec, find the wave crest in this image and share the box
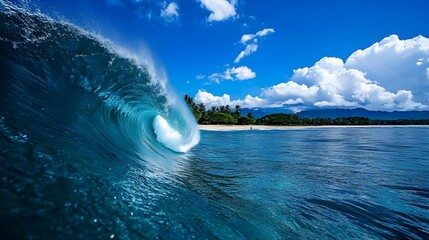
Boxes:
[153,115,199,153]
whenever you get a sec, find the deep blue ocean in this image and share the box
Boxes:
[1,1,429,239]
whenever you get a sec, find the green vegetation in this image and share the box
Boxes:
[256,113,299,125]
[184,94,255,125]
[184,95,429,126]
[209,112,238,124]
[237,115,257,125]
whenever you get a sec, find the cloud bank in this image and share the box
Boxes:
[196,35,429,112]
[195,90,268,109]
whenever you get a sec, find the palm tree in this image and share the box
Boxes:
[198,103,206,113]
[225,105,231,114]
[233,105,241,118]
[184,94,193,105]
[219,105,226,113]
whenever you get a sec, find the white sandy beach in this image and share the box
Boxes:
[199,125,351,131]
[198,124,428,131]
[199,125,296,131]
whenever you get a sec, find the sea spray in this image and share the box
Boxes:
[153,115,186,152]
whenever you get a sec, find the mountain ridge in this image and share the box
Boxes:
[241,108,429,120]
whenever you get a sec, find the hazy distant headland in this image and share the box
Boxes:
[185,95,429,126]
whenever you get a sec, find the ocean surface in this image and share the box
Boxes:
[1,1,429,239]
[2,124,429,239]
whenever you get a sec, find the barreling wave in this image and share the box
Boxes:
[0,1,200,156]
[0,2,202,238]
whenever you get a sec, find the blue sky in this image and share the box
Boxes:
[31,0,429,111]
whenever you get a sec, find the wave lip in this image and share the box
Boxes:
[153,115,200,153]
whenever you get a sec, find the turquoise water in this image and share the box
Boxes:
[191,127,429,239]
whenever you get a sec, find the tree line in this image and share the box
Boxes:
[184,94,256,125]
[184,95,429,125]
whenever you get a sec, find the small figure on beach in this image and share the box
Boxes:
[250,127,253,130]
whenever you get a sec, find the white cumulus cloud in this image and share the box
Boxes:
[240,34,254,45]
[194,90,305,109]
[199,0,237,22]
[235,28,274,63]
[262,81,319,100]
[240,28,275,44]
[256,28,275,37]
[199,35,429,112]
[234,44,258,63]
[230,66,256,80]
[161,2,179,20]
[287,56,427,111]
[209,66,256,83]
[345,34,429,103]
[195,90,268,109]
[194,90,233,108]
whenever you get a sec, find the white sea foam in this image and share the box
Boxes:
[153,115,199,153]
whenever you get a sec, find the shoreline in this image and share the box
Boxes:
[198,124,429,131]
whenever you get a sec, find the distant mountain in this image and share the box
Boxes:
[241,108,293,118]
[241,108,429,120]
[297,108,429,120]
